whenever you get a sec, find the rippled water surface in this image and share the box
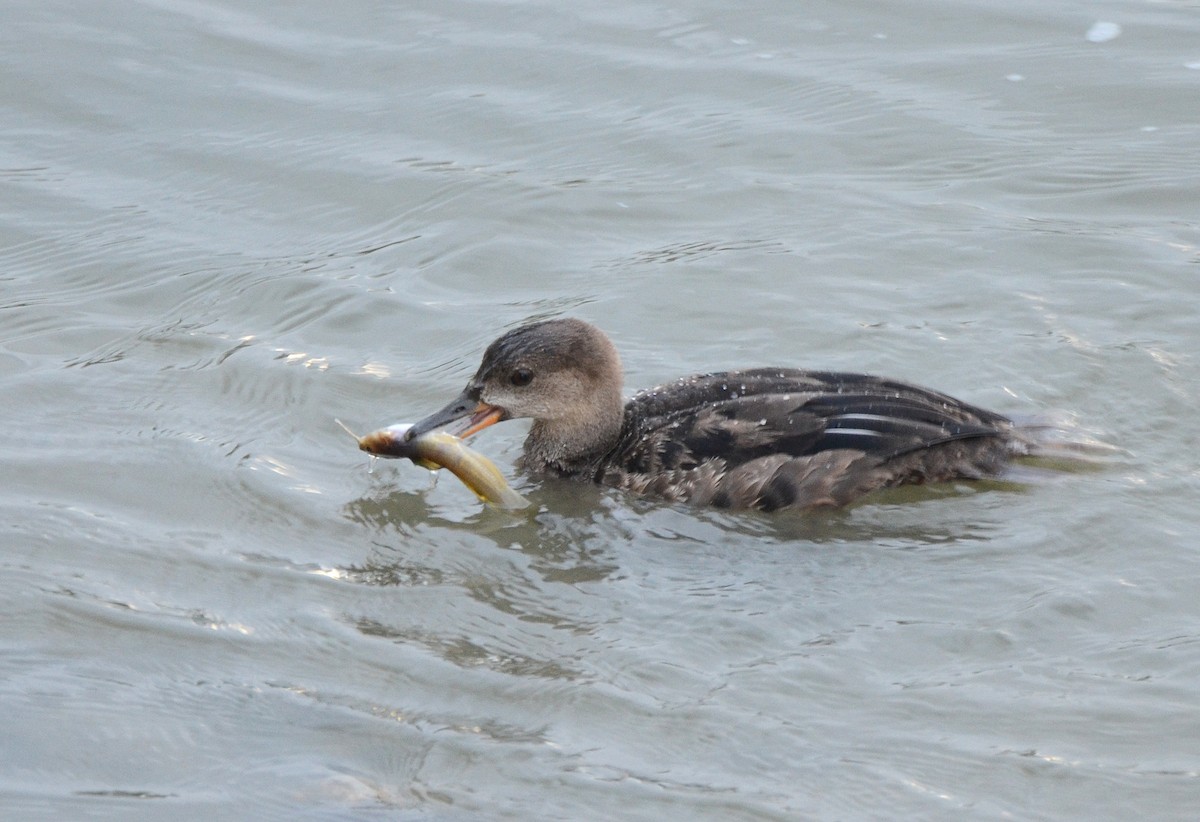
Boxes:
[3,1,1199,819]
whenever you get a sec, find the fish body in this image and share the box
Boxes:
[356,423,529,510]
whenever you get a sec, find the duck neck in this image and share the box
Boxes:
[523,393,625,477]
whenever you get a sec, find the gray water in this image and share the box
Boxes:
[3,1,1199,819]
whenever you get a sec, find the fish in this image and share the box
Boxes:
[340,420,530,510]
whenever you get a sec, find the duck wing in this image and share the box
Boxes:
[601,369,1018,510]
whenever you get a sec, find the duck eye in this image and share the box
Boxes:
[509,368,533,387]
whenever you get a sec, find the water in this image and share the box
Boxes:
[3,0,1199,819]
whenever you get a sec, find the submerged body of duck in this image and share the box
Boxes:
[402,318,1043,512]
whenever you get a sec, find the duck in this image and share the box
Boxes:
[402,318,1036,511]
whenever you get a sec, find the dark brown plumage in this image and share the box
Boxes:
[405,318,1034,511]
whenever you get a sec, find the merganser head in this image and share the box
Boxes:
[404,318,624,462]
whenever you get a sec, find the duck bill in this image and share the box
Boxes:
[405,388,506,442]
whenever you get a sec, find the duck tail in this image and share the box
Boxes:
[1007,412,1125,469]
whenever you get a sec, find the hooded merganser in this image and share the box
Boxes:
[404,318,1034,511]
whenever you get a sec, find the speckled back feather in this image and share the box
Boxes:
[591,369,1026,510]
